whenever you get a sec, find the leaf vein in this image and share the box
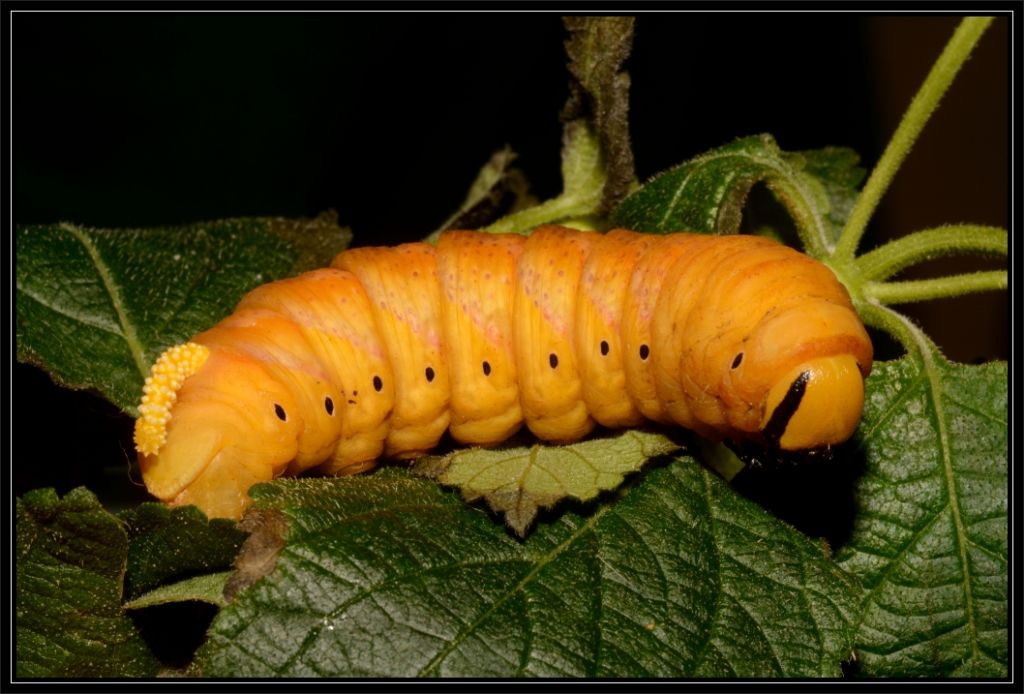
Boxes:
[61,223,149,378]
[416,509,609,676]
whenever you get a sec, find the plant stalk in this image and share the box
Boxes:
[853,225,1007,280]
[835,16,994,261]
[864,271,1007,304]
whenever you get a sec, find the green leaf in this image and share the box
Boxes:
[797,147,866,243]
[193,465,861,678]
[124,572,233,610]
[16,487,159,678]
[611,134,858,258]
[15,212,351,415]
[120,503,247,600]
[836,357,1007,677]
[414,430,681,537]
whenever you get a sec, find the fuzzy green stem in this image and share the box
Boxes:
[857,300,942,361]
[854,225,1007,280]
[835,17,994,261]
[484,195,597,234]
[864,270,1007,305]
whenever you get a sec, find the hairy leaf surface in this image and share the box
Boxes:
[195,464,861,677]
[837,358,1008,677]
[16,488,159,678]
[120,503,246,600]
[16,213,351,414]
[611,135,861,257]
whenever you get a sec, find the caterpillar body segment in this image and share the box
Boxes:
[514,227,599,442]
[234,269,394,474]
[436,231,525,445]
[575,229,654,429]
[332,243,450,459]
[135,226,873,519]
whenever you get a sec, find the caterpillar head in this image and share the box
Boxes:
[758,353,866,450]
[729,299,873,452]
[134,343,303,519]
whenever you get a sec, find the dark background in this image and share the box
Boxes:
[12,13,1011,520]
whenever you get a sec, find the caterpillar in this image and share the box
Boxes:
[135,226,873,520]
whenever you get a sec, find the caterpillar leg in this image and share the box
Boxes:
[322,458,378,477]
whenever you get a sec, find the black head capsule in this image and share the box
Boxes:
[373,375,383,392]
[425,366,435,383]
[600,340,609,356]
[639,344,650,361]
[274,404,287,421]
[732,352,744,369]
[324,397,335,415]
[549,353,559,369]
[482,361,492,376]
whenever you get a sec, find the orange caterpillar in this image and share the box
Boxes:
[135,227,873,519]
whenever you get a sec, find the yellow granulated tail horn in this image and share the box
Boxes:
[134,343,210,456]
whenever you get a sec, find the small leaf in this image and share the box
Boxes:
[611,134,857,258]
[193,464,861,678]
[836,357,1007,677]
[15,212,351,415]
[414,429,681,536]
[120,503,247,600]
[16,487,159,678]
[427,147,537,242]
[124,572,233,610]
